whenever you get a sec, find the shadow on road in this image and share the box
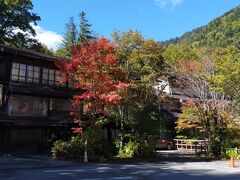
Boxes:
[0,151,240,180]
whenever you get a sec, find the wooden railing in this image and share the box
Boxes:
[174,139,209,154]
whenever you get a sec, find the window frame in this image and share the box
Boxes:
[11,62,69,88]
[8,95,48,117]
[49,98,70,111]
[11,62,40,84]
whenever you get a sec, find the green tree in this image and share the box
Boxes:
[78,11,95,44]
[54,47,70,58]
[55,11,95,58]
[210,51,240,102]
[113,30,165,80]
[163,44,199,69]
[0,0,41,50]
[56,17,78,58]
[63,17,78,49]
[112,30,166,139]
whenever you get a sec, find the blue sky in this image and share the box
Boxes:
[31,0,240,50]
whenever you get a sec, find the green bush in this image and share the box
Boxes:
[51,136,85,161]
[224,148,240,160]
[115,135,156,158]
[83,125,116,161]
[138,139,156,158]
[117,140,139,158]
[51,125,115,161]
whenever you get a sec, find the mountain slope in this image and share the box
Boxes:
[167,6,240,49]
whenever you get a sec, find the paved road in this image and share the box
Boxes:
[0,151,240,180]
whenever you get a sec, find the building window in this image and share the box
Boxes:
[49,69,55,85]
[42,68,49,85]
[26,65,40,83]
[11,63,67,87]
[26,65,33,83]
[42,68,55,86]
[55,71,66,87]
[55,71,61,86]
[11,62,40,84]
[8,95,48,116]
[50,98,70,111]
[11,63,20,81]
[33,67,40,83]
[19,64,26,82]
[42,68,66,87]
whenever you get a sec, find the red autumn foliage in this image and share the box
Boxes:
[57,37,130,133]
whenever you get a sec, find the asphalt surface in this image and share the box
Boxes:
[0,150,240,180]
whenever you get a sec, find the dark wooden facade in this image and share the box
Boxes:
[0,45,73,153]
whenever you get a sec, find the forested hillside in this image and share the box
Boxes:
[167,6,240,49]
[162,6,240,155]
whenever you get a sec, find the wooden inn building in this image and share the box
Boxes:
[0,45,73,153]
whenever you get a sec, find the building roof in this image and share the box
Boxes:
[0,44,59,62]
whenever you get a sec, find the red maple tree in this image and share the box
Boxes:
[57,37,130,134]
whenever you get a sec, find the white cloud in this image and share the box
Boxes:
[33,25,63,51]
[155,0,183,8]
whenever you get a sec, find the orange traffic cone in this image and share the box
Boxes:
[230,155,235,168]
[83,150,88,163]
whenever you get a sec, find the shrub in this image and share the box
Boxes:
[51,136,85,161]
[138,139,156,158]
[51,125,115,161]
[115,135,156,158]
[224,148,240,160]
[83,124,116,161]
[117,140,139,158]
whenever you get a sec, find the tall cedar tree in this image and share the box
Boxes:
[0,0,42,50]
[55,11,94,58]
[63,17,78,49]
[57,37,130,134]
[60,17,78,57]
[78,11,94,44]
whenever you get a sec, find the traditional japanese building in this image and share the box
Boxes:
[0,45,73,153]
